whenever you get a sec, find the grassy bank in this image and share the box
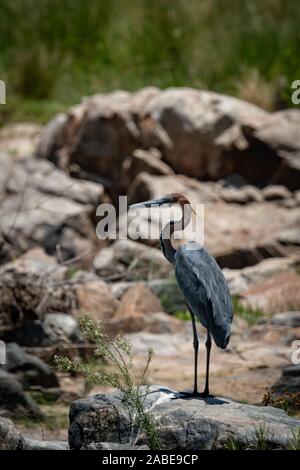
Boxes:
[0,0,299,123]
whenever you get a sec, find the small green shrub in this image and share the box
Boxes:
[263,390,300,416]
[55,314,161,449]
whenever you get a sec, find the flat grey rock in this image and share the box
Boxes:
[272,364,300,395]
[87,442,149,450]
[270,311,300,327]
[69,386,300,450]
[24,439,69,450]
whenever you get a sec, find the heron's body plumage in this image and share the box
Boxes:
[174,241,233,349]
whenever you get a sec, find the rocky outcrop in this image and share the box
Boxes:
[37,87,300,190]
[68,387,300,450]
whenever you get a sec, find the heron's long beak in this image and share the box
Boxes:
[129,196,173,209]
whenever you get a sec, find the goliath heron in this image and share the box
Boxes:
[129,193,233,397]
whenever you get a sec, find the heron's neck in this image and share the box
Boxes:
[160,203,192,265]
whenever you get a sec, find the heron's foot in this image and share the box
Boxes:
[173,390,215,399]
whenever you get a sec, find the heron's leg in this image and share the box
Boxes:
[203,330,211,397]
[190,311,199,395]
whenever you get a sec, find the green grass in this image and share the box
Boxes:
[232,296,264,325]
[0,0,299,123]
[28,390,61,406]
[14,408,69,431]
[224,425,300,450]
[288,428,300,450]
[173,310,192,322]
[172,296,264,326]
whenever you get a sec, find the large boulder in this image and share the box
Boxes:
[0,369,41,418]
[0,156,103,264]
[3,343,59,389]
[68,386,300,450]
[37,88,160,190]
[111,278,186,314]
[73,272,119,321]
[115,284,163,317]
[105,284,184,336]
[140,88,268,180]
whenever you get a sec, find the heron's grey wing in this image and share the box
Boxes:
[175,246,233,329]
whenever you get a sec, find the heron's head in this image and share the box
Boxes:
[129,193,190,210]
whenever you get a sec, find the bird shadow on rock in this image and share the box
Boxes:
[157,387,228,405]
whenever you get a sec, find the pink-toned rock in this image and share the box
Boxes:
[140,87,269,179]
[37,88,160,189]
[115,284,163,317]
[37,87,300,189]
[75,280,119,321]
[240,271,300,313]
[104,284,185,336]
[123,148,174,187]
[224,257,298,295]
[105,311,184,337]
